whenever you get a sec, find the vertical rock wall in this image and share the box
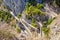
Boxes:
[4,0,42,15]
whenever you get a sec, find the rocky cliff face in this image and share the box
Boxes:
[4,0,42,15]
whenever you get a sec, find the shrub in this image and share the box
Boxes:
[15,26,21,33]
[43,17,53,26]
[37,3,44,9]
[47,17,53,25]
[33,8,40,14]
[31,22,37,27]
[12,24,21,33]
[12,24,16,28]
[25,2,45,16]
[42,27,50,37]
[0,10,12,23]
[32,18,35,23]
[4,15,8,21]
[31,18,37,27]
[43,21,47,26]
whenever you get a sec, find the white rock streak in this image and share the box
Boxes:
[10,11,32,36]
[44,4,58,18]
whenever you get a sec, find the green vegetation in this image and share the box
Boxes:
[47,17,53,25]
[31,18,35,23]
[42,17,53,37]
[15,26,21,33]
[12,24,21,33]
[17,12,21,18]
[43,17,53,26]
[31,22,37,27]
[0,10,12,23]
[42,27,50,37]
[25,1,45,28]
[12,23,16,28]
[43,21,47,26]
[25,2,45,15]
[0,0,60,40]
[37,3,44,9]
[26,14,31,19]
[31,18,37,27]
